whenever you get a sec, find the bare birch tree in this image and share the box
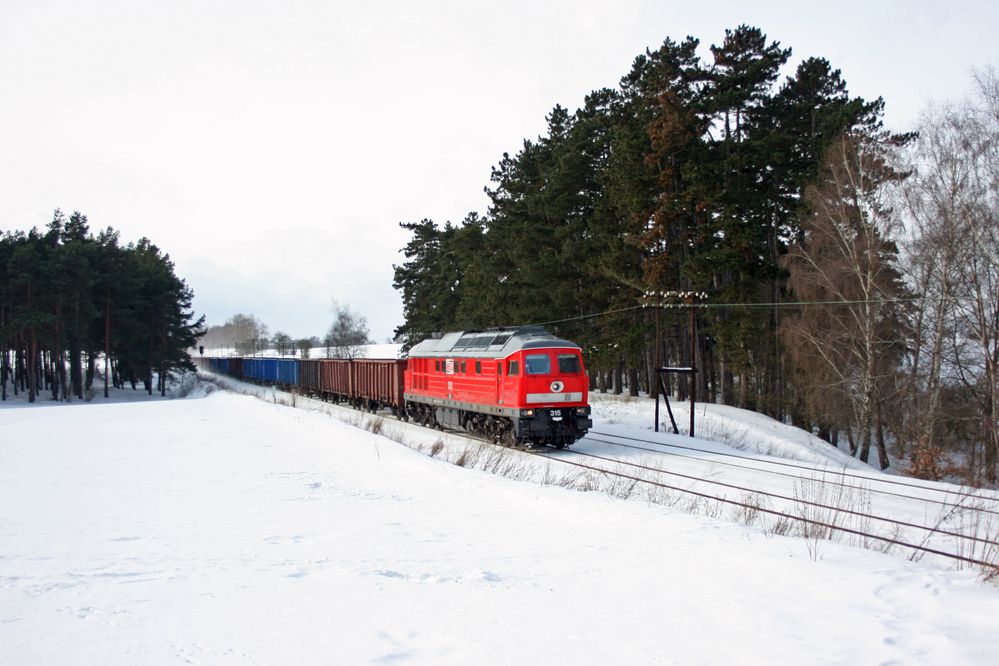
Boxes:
[783,131,908,469]
[325,300,370,360]
[901,67,999,483]
[951,68,999,482]
[900,103,977,478]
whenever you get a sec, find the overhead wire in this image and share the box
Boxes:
[530,295,955,328]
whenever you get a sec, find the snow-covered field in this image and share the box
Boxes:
[2,381,999,664]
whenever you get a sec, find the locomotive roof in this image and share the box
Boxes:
[407,326,581,358]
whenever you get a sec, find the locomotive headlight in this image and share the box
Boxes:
[576,405,591,415]
[520,409,535,417]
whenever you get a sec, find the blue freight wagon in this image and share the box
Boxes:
[209,357,230,375]
[275,359,298,386]
[240,357,298,387]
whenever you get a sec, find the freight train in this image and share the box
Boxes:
[204,326,593,448]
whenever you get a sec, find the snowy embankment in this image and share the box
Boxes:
[590,391,871,470]
[2,383,998,664]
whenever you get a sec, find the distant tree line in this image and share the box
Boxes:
[393,25,999,485]
[200,313,274,356]
[0,210,204,401]
[198,300,370,360]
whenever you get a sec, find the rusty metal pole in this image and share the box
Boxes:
[654,292,661,432]
[689,296,696,438]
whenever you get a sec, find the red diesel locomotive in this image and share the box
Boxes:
[206,326,592,448]
[404,326,592,447]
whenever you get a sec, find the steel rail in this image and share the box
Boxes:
[557,447,999,550]
[583,434,999,518]
[589,429,999,507]
[529,449,999,571]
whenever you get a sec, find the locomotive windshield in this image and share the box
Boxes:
[557,354,581,374]
[524,353,551,375]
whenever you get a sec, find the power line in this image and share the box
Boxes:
[533,305,645,328]
[530,295,965,329]
[695,297,928,310]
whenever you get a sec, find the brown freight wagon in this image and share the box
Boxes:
[319,359,353,401]
[352,359,407,414]
[298,359,322,397]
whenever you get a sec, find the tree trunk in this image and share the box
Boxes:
[876,407,890,470]
[14,347,22,395]
[721,353,734,406]
[27,333,38,403]
[104,297,111,398]
[86,353,96,390]
[70,345,82,400]
[985,386,998,484]
[50,351,59,401]
[59,352,68,402]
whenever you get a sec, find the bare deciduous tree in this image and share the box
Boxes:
[900,103,972,478]
[199,313,269,356]
[296,337,318,359]
[783,131,908,469]
[901,67,999,483]
[325,300,370,360]
[271,331,293,357]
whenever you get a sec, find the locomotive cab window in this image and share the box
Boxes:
[508,360,519,376]
[557,354,581,374]
[525,354,551,375]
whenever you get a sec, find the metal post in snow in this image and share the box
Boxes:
[689,294,696,439]
[654,291,661,432]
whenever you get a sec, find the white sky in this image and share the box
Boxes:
[2,0,996,340]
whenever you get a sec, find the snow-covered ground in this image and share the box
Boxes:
[2,381,998,664]
[588,391,870,469]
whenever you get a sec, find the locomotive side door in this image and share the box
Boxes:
[495,361,503,404]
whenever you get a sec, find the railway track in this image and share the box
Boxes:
[582,430,999,517]
[527,435,999,572]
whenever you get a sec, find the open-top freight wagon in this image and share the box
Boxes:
[297,358,406,413]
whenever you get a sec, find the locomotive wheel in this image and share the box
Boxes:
[500,429,517,448]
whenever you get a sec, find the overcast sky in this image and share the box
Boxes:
[2,1,996,341]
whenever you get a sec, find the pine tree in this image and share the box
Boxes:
[393,219,454,347]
